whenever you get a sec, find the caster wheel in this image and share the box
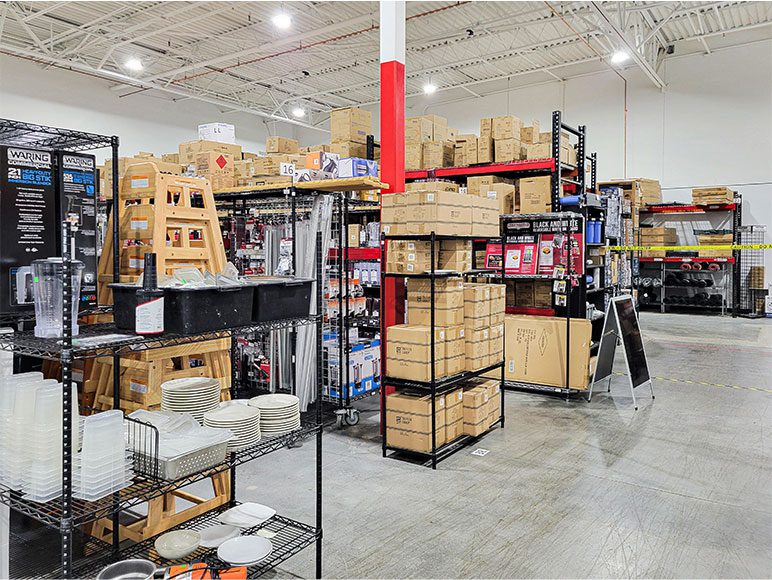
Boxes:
[344,409,360,426]
[334,409,346,429]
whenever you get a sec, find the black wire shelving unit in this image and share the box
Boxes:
[0,120,324,579]
[380,232,506,470]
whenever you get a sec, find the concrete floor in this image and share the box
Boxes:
[237,312,772,578]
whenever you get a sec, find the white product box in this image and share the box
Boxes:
[198,123,236,144]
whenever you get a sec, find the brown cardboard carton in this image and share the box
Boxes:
[331,107,371,144]
[697,233,733,258]
[467,175,514,196]
[161,153,180,164]
[692,186,734,204]
[406,180,459,193]
[445,418,463,442]
[562,144,577,166]
[446,354,465,375]
[519,176,554,213]
[386,392,446,452]
[408,304,464,327]
[466,327,490,369]
[195,152,234,176]
[441,239,473,252]
[462,386,490,436]
[330,141,367,159]
[386,324,446,381]
[348,224,361,248]
[533,280,553,308]
[447,127,458,139]
[471,195,500,237]
[405,141,423,170]
[444,325,466,360]
[425,114,447,127]
[504,315,593,389]
[514,281,535,307]
[454,137,478,166]
[266,137,299,154]
[178,140,242,165]
[444,388,464,421]
[520,121,541,144]
[494,138,522,162]
[464,284,491,318]
[252,154,288,176]
[422,141,454,168]
[438,249,473,271]
[492,116,524,140]
[406,117,433,142]
[403,191,472,236]
[407,276,464,307]
[433,124,449,142]
[209,175,236,191]
[487,392,501,427]
[242,152,259,160]
[477,137,494,164]
[525,142,552,160]
[308,144,331,153]
[489,323,504,362]
[480,118,493,139]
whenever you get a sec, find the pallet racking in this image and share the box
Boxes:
[0,120,324,579]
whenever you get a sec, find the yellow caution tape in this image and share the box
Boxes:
[605,244,772,251]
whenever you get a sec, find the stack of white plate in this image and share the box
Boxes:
[203,403,261,451]
[248,394,300,436]
[161,378,220,424]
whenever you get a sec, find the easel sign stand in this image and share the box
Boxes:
[590,295,655,410]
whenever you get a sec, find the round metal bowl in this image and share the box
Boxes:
[96,559,157,580]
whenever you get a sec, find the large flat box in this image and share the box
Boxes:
[331,107,372,144]
[386,392,446,452]
[266,136,299,154]
[471,195,500,237]
[494,138,523,163]
[504,315,593,390]
[406,117,433,142]
[477,137,494,164]
[467,175,514,196]
[422,141,454,168]
[492,116,524,140]
[520,121,541,144]
[330,141,367,159]
[386,324,446,380]
[479,118,493,139]
[195,151,234,176]
[697,233,733,258]
[692,186,734,204]
[405,141,423,170]
[179,140,242,165]
[406,180,459,193]
[519,176,553,213]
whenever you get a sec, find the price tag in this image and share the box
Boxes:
[279,162,295,176]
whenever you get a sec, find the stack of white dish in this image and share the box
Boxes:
[161,378,221,424]
[203,403,261,451]
[217,503,276,528]
[248,394,300,436]
[73,410,133,501]
[217,536,273,567]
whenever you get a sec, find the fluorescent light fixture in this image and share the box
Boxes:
[611,50,630,64]
[272,12,292,29]
[292,106,306,118]
[423,82,437,95]
[125,57,143,72]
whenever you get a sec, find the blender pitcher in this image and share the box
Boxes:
[31,258,84,338]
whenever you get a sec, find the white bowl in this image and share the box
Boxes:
[154,529,201,560]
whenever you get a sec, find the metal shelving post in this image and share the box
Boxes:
[60,221,74,579]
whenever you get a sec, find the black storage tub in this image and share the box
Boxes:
[111,283,254,335]
[245,276,314,322]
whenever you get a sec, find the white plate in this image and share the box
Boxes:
[204,405,260,423]
[199,524,240,548]
[218,503,275,527]
[217,536,272,565]
[248,394,299,410]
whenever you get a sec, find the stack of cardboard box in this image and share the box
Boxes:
[463,283,506,371]
[510,280,553,308]
[467,175,516,214]
[490,115,524,163]
[405,114,457,170]
[385,391,447,452]
[462,379,501,436]
[518,176,556,213]
[385,325,446,382]
[640,226,678,258]
[194,150,236,190]
[523,130,576,164]
[453,134,478,166]
[331,107,372,150]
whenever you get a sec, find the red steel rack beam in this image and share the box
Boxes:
[641,203,737,213]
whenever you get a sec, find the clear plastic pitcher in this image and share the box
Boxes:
[31,258,84,338]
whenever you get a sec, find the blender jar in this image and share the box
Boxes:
[31,258,85,338]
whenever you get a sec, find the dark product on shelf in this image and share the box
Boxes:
[112,282,254,334]
[247,276,313,322]
[680,263,692,271]
[134,253,164,335]
[0,146,58,315]
[691,262,703,271]
[56,151,98,309]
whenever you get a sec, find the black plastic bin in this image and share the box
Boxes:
[111,283,254,335]
[245,276,314,322]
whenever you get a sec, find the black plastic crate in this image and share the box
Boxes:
[111,283,254,335]
[246,276,313,322]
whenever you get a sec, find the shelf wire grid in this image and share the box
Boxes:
[738,225,767,314]
[0,118,114,151]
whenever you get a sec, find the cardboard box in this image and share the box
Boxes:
[444,325,466,361]
[480,118,493,139]
[386,325,446,381]
[489,323,504,363]
[406,117,433,142]
[405,141,423,170]
[195,151,234,176]
[438,249,473,272]
[406,180,459,193]
[513,281,535,308]
[178,140,242,165]
[331,107,371,144]
[494,138,522,162]
[386,392,446,453]
[329,141,367,159]
[520,121,541,144]
[466,327,490,370]
[338,157,378,178]
[467,175,514,196]
[454,137,478,166]
[519,176,553,213]
[408,304,464,327]
[525,142,552,160]
[445,418,463,442]
[407,276,464,307]
[492,116,523,140]
[464,283,491,318]
[462,386,490,436]
[348,224,361,248]
[266,136,299,154]
[504,315,593,389]
[161,153,180,164]
[422,141,454,168]
[209,175,235,190]
[697,233,733,258]
[403,191,472,236]
[692,186,734,204]
[471,196,500,237]
[477,137,494,164]
[533,280,553,308]
[305,151,339,173]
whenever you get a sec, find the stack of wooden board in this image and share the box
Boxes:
[692,186,734,205]
[697,233,733,258]
[640,226,678,258]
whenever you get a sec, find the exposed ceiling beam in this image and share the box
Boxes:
[638,3,681,48]
[590,1,666,89]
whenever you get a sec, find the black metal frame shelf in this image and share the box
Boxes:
[70,504,320,580]
[383,362,504,392]
[384,422,503,467]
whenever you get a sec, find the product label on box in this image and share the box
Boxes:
[130,219,149,230]
[129,258,145,270]
[129,381,148,394]
[135,297,164,334]
[131,177,149,189]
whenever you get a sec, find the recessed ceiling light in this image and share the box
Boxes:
[272,12,292,29]
[423,82,437,95]
[125,57,143,72]
[611,50,630,64]
[292,106,306,118]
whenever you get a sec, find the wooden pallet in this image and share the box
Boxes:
[97,162,227,304]
[87,338,232,411]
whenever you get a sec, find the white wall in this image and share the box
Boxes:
[0,54,315,162]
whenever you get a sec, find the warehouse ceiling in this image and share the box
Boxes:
[1,1,771,130]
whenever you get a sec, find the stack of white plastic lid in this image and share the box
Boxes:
[248,394,300,436]
[73,410,133,501]
[161,378,221,424]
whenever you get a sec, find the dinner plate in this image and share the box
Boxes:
[248,394,299,410]
[217,536,272,566]
[218,503,275,527]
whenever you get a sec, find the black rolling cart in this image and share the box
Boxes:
[380,232,506,470]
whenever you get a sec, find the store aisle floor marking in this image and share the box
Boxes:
[471,448,490,457]
[612,372,771,394]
